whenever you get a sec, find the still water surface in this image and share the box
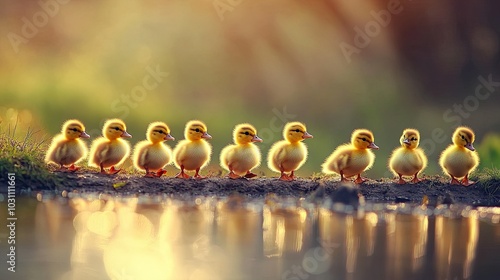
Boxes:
[1,193,499,280]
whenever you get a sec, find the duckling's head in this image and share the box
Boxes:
[452,126,476,151]
[351,129,379,150]
[103,119,132,140]
[146,122,174,143]
[400,128,420,149]
[185,120,211,141]
[283,122,313,143]
[233,123,262,144]
[62,119,90,140]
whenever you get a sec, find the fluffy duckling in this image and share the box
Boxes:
[132,122,175,177]
[267,122,313,181]
[173,120,212,179]
[88,119,132,174]
[220,123,263,179]
[45,119,90,171]
[439,127,479,186]
[388,129,428,184]
[322,129,379,184]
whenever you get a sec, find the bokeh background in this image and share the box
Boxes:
[1,0,499,178]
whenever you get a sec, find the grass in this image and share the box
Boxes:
[0,121,63,191]
[471,168,500,199]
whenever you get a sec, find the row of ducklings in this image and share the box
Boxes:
[44,119,480,185]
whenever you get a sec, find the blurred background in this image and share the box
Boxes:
[1,0,499,178]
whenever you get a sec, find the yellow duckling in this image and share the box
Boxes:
[45,119,90,171]
[388,129,428,184]
[439,127,479,186]
[132,122,175,177]
[267,122,313,181]
[220,123,263,179]
[173,120,212,179]
[88,119,132,174]
[322,129,379,184]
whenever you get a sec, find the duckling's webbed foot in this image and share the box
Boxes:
[449,175,461,185]
[175,166,191,179]
[460,175,475,186]
[279,171,292,181]
[244,171,257,178]
[109,166,121,175]
[354,174,367,184]
[228,171,241,179]
[397,174,406,184]
[156,169,167,177]
[67,164,80,172]
[410,174,422,184]
[194,168,206,180]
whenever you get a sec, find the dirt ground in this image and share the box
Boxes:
[29,171,500,207]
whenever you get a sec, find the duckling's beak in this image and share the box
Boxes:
[121,131,132,138]
[368,142,379,149]
[202,132,212,139]
[80,131,90,138]
[165,134,175,141]
[302,131,313,139]
[252,135,263,142]
[465,142,475,151]
[403,138,411,146]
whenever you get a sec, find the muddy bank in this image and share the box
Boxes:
[22,172,500,206]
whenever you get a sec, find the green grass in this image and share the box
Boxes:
[0,122,62,191]
[471,168,500,198]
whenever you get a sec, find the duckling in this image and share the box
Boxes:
[220,123,263,179]
[45,119,90,171]
[267,122,313,181]
[439,127,479,186]
[173,120,212,179]
[132,122,175,177]
[322,129,379,184]
[88,119,132,174]
[388,129,428,184]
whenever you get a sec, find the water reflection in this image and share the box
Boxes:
[4,195,499,280]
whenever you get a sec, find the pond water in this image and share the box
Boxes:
[1,193,499,280]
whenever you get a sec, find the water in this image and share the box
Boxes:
[1,193,499,280]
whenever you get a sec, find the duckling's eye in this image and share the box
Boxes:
[362,138,367,142]
[411,137,417,141]
[461,135,465,140]
[69,128,80,132]
[195,128,200,133]
[244,131,250,135]
[295,129,301,133]
[112,127,121,131]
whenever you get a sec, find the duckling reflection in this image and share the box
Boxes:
[385,212,428,279]
[435,213,479,280]
[263,201,309,257]
[318,208,378,278]
[217,195,262,256]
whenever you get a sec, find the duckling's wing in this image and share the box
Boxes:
[331,145,353,172]
[133,141,150,169]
